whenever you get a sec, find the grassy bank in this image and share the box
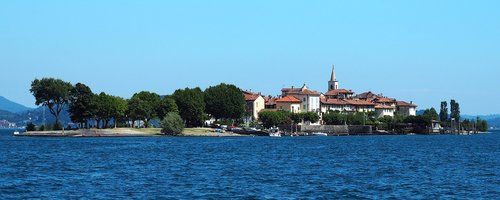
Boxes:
[134,127,246,137]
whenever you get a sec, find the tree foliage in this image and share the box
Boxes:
[422,108,439,121]
[450,99,460,122]
[172,87,205,127]
[204,83,246,120]
[157,96,179,120]
[69,83,95,128]
[93,92,128,128]
[303,112,320,123]
[30,78,73,129]
[439,101,448,122]
[258,110,289,128]
[323,111,345,125]
[128,91,161,128]
[161,112,185,135]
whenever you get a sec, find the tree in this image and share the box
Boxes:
[204,83,246,120]
[30,78,73,129]
[477,118,488,132]
[94,93,128,129]
[258,110,289,128]
[157,96,179,120]
[109,95,128,128]
[323,111,345,125]
[128,91,161,128]
[161,112,185,135]
[172,87,205,127]
[439,101,448,122]
[422,108,439,121]
[450,99,460,122]
[290,112,305,124]
[69,83,95,128]
[303,112,320,123]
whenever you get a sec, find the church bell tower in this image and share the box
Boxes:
[328,65,339,91]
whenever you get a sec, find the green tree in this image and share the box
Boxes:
[161,112,185,135]
[303,112,320,123]
[450,99,460,122]
[204,83,246,121]
[26,122,36,131]
[476,117,488,132]
[323,111,345,125]
[69,83,96,128]
[172,87,205,127]
[258,110,289,128]
[290,112,305,124]
[30,78,73,129]
[128,91,161,128]
[422,108,439,121]
[94,93,128,129]
[157,96,179,120]
[439,101,448,122]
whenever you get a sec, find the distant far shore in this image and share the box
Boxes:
[16,128,248,137]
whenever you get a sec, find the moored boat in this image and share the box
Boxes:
[312,132,328,136]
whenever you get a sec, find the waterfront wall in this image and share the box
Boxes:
[278,125,372,135]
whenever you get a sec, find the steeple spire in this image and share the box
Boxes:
[330,64,336,81]
[328,64,339,91]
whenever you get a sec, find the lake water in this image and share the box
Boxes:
[1,129,498,199]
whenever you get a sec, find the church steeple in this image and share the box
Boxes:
[328,64,339,91]
[330,65,336,81]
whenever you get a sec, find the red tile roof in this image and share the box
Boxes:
[344,100,375,106]
[321,99,348,105]
[265,97,277,105]
[325,89,353,96]
[275,96,302,103]
[243,91,261,101]
[282,87,321,96]
[374,97,396,103]
[356,91,378,99]
[321,99,375,106]
[375,104,395,109]
[397,101,417,107]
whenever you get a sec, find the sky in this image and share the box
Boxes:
[0,0,499,115]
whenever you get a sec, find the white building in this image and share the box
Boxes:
[281,84,321,114]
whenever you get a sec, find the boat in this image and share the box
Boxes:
[312,132,328,136]
[13,131,20,135]
[268,127,281,137]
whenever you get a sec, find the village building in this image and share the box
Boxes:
[320,65,416,118]
[264,96,277,110]
[396,101,417,117]
[281,84,321,113]
[275,96,302,113]
[243,90,265,120]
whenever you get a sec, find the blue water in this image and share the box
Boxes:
[1,129,498,199]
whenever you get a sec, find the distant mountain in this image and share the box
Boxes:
[0,96,32,113]
[461,114,500,120]
[0,109,23,123]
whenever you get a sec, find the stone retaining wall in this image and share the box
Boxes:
[278,125,372,135]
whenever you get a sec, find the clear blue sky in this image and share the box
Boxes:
[1,0,499,115]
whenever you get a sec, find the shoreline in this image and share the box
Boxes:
[14,128,490,137]
[15,128,249,137]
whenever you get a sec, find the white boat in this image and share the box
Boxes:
[13,131,20,135]
[268,127,281,137]
[312,132,328,136]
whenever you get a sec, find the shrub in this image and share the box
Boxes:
[161,112,185,135]
[26,122,36,131]
[38,125,45,131]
